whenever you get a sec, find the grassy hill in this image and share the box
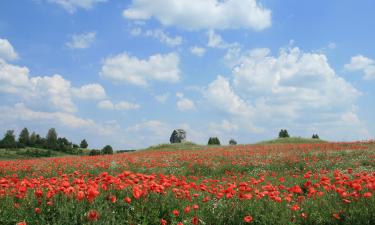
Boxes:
[144,142,204,151]
[256,137,327,145]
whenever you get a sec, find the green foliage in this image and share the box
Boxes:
[312,134,320,139]
[80,139,88,148]
[101,145,113,155]
[278,129,290,138]
[229,139,237,145]
[89,149,101,156]
[46,128,58,149]
[1,130,17,149]
[18,128,29,148]
[208,137,221,145]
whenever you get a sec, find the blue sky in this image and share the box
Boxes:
[0,0,374,149]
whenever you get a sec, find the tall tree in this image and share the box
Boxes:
[18,128,30,148]
[46,128,58,149]
[1,130,17,149]
[29,132,37,147]
[80,139,88,149]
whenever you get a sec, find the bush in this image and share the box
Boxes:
[208,137,221,145]
[89,149,101,156]
[278,129,290,138]
[229,139,237,145]
[312,134,320,139]
[101,145,113,155]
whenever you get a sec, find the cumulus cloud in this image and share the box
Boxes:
[204,46,368,140]
[176,92,196,111]
[204,75,253,117]
[72,83,106,100]
[0,59,109,112]
[344,55,375,80]
[190,46,206,57]
[66,32,96,49]
[48,0,107,13]
[123,0,271,31]
[100,52,181,86]
[0,103,116,135]
[0,38,18,61]
[97,100,140,110]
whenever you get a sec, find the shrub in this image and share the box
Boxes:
[312,134,320,139]
[208,137,221,145]
[89,149,101,156]
[229,139,237,145]
[278,129,290,138]
[101,145,113,155]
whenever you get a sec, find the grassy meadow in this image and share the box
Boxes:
[0,139,375,225]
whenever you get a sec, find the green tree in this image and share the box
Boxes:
[208,137,221,145]
[57,137,72,152]
[80,139,88,149]
[1,130,17,149]
[46,128,58,149]
[18,127,30,148]
[101,145,113,155]
[29,132,37,147]
[278,129,290,138]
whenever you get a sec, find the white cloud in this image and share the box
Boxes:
[204,46,368,140]
[49,0,107,13]
[0,103,97,128]
[30,74,77,113]
[100,52,181,86]
[130,28,182,47]
[72,83,106,100]
[177,98,195,111]
[97,100,140,110]
[344,55,375,80]
[0,59,29,94]
[190,46,206,57]
[144,29,182,47]
[204,75,253,117]
[123,0,271,31]
[176,92,196,111]
[0,38,18,61]
[154,93,170,103]
[207,30,239,49]
[66,32,96,49]
[0,59,110,113]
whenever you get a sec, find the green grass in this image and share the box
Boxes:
[0,147,86,160]
[144,142,204,151]
[256,137,327,145]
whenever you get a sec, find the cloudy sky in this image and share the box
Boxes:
[0,0,374,149]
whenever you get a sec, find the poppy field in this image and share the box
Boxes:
[1,141,375,225]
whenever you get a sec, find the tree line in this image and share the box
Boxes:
[0,128,88,154]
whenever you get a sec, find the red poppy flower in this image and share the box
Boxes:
[173,209,179,216]
[244,216,253,223]
[87,210,99,221]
